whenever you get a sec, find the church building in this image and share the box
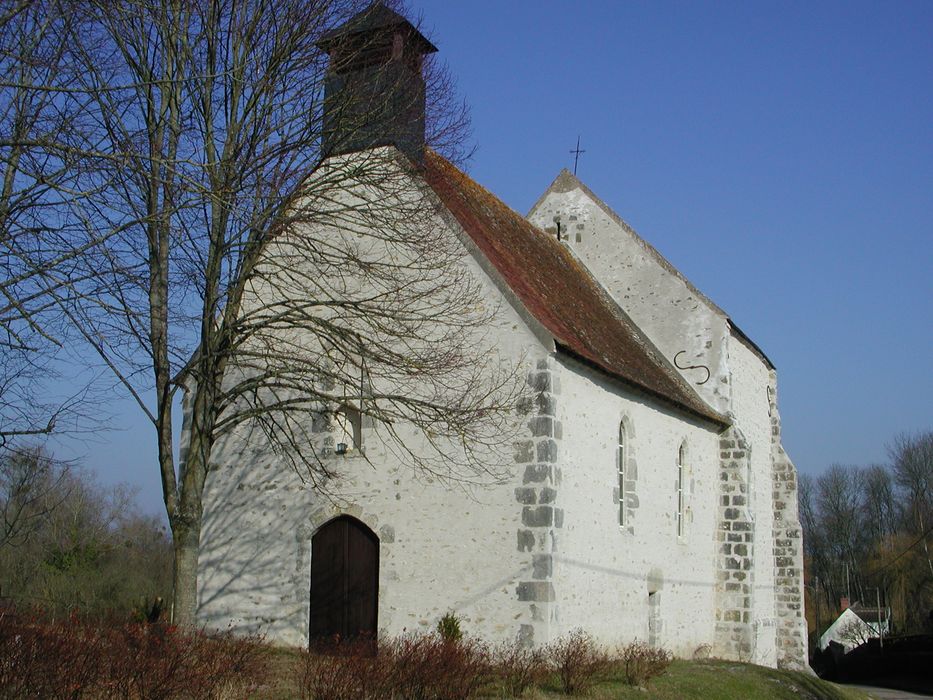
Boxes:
[196,4,807,670]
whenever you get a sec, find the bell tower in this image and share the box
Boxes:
[317,3,437,165]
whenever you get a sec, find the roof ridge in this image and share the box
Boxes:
[529,169,728,318]
[423,150,728,427]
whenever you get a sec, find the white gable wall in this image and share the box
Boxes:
[527,176,807,669]
[528,184,730,415]
[197,156,551,646]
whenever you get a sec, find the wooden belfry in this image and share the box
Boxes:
[317,2,438,165]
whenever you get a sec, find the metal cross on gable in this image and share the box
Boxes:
[570,135,585,176]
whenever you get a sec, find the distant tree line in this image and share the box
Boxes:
[0,445,171,618]
[800,430,933,641]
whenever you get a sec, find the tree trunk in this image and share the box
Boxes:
[171,521,201,627]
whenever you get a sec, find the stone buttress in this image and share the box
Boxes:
[514,357,562,646]
[768,376,808,669]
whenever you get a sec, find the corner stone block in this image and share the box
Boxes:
[532,554,553,579]
[535,393,556,416]
[522,505,554,527]
[517,529,535,552]
[514,440,535,464]
[529,416,555,437]
[523,464,552,484]
[537,439,558,463]
[539,486,557,504]
[514,487,537,505]
[528,371,552,392]
[517,581,556,602]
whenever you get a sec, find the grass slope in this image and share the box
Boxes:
[263,648,871,700]
[534,659,872,700]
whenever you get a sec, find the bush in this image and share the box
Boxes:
[0,608,105,700]
[491,640,547,697]
[0,606,268,699]
[387,633,491,700]
[297,636,389,700]
[296,632,491,700]
[437,611,463,644]
[617,640,672,687]
[544,628,612,695]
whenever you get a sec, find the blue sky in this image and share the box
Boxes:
[52,0,933,516]
[416,1,933,464]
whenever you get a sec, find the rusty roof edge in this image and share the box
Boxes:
[555,344,730,429]
[424,149,728,425]
[424,180,559,355]
[531,169,777,374]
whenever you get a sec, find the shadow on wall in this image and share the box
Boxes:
[195,440,538,645]
[195,447,311,640]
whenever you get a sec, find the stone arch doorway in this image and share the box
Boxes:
[309,515,379,643]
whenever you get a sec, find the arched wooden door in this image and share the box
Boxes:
[309,516,379,642]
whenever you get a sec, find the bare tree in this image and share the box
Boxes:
[0,444,68,548]
[40,0,520,626]
[0,0,107,450]
[0,446,171,614]
[862,464,898,546]
[890,431,933,578]
[802,433,933,635]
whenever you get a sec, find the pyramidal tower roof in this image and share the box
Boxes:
[317,2,437,54]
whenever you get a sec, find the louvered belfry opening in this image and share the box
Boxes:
[309,515,379,644]
[316,3,438,165]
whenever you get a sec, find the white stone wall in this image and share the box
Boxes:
[196,151,807,668]
[199,415,534,646]
[197,156,549,646]
[528,181,730,414]
[527,172,807,669]
[724,333,779,665]
[550,358,722,657]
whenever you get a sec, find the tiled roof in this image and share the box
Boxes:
[317,3,437,54]
[423,150,728,427]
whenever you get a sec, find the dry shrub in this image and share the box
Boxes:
[0,608,105,699]
[491,640,547,697]
[297,636,389,700]
[296,632,491,700]
[544,628,612,695]
[389,633,491,700]
[0,606,267,700]
[617,640,672,687]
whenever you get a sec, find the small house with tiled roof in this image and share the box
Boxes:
[196,3,807,671]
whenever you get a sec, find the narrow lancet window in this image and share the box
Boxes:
[676,442,686,538]
[618,423,626,527]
